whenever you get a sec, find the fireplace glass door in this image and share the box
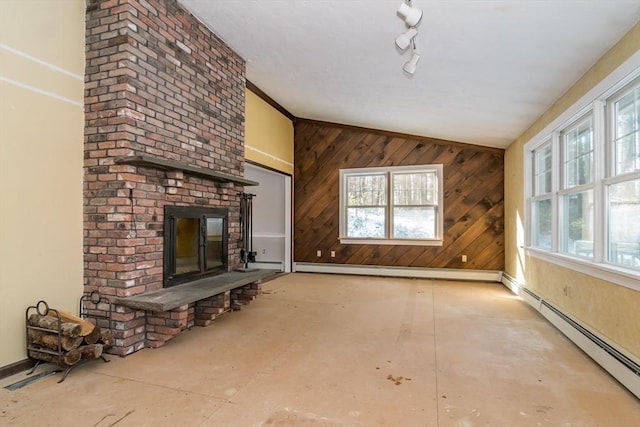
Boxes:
[206,217,224,269]
[164,206,228,287]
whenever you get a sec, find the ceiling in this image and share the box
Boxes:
[179,0,640,149]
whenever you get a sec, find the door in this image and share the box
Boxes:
[244,163,292,272]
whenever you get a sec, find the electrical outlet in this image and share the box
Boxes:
[461,254,467,263]
[331,251,336,257]
[317,250,322,257]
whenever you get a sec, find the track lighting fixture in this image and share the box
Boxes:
[395,27,418,51]
[397,2,423,27]
[403,51,420,75]
[395,1,423,75]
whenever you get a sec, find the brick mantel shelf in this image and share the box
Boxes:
[115,155,259,187]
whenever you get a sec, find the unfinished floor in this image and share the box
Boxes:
[1,273,639,426]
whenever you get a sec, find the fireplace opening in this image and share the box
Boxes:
[164,206,229,287]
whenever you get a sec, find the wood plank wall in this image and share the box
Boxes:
[294,119,505,271]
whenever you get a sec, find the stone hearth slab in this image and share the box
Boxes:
[114,269,276,312]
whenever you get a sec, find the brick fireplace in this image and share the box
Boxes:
[83,0,252,355]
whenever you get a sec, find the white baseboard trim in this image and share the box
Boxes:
[293,262,502,282]
[248,261,283,271]
[500,271,521,293]
[499,273,640,399]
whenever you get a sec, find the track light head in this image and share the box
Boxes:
[395,27,418,50]
[397,3,423,27]
[403,51,420,75]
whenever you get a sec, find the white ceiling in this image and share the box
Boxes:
[180,0,640,149]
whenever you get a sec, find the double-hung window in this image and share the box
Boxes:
[339,165,443,245]
[526,71,640,288]
[606,80,640,268]
[560,114,594,258]
[531,141,553,249]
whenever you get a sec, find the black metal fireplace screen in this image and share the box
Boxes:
[163,206,228,287]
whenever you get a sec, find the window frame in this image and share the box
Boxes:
[339,164,444,246]
[530,139,554,250]
[524,67,640,291]
[604,77,640,269]
[558,112,595,259]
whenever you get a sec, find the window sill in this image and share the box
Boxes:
[525,247,640,291]
[339,237,443,246]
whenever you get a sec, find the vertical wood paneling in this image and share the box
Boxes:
[294,120,505,271]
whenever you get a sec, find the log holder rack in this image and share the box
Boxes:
[25,291,112,383]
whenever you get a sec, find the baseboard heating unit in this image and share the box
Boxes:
[293,262,502,282]
[501,274,640,399]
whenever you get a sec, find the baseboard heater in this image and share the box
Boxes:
[520,286,541,305]
[293,262,502,282]
[545,299,639,371]
[503,276,640,399]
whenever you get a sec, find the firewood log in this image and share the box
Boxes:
[83,325,101,345]
[28,349,81,366]
[27,329,83,351]
[50,310,96,336]
[28,314,81,338]
[68,344,103,360]
[99,329,114,346]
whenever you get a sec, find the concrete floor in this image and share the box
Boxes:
[1,273,639,426]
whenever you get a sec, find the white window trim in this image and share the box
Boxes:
[529,139,554,250]
[339,164,444,246]
[523,54,640,292]
[557,112,595,258]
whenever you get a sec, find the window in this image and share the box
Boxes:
[560,115,594,258]
[607,80,640,268]
[164,206,228,287]
[531,141,553,249]
[526,72,640,287]
[339,165,443,245]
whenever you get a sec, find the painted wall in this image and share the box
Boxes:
[504,23,640,358]
[245,89,294,174]
[0,0,85,367]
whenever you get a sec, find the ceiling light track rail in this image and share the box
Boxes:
[395,0,423,75]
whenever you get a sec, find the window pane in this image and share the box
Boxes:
[175,218,199,274]
[608,179,640,268]
[206,218,223,269]
[347,175,386,206]
[347,207,385,238]
[563,117,593,188]
[533,143,552,195]
[393,207,435,238]
[561,190,594,258]
[533,198,552,249]
[392,172,436,205]
[613,85,640,175]
[615,90,636,137]
[614,134,640,175]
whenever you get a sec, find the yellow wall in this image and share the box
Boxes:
[504,23,640,358]
[245,89,294,174]
[0,0,85,367]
